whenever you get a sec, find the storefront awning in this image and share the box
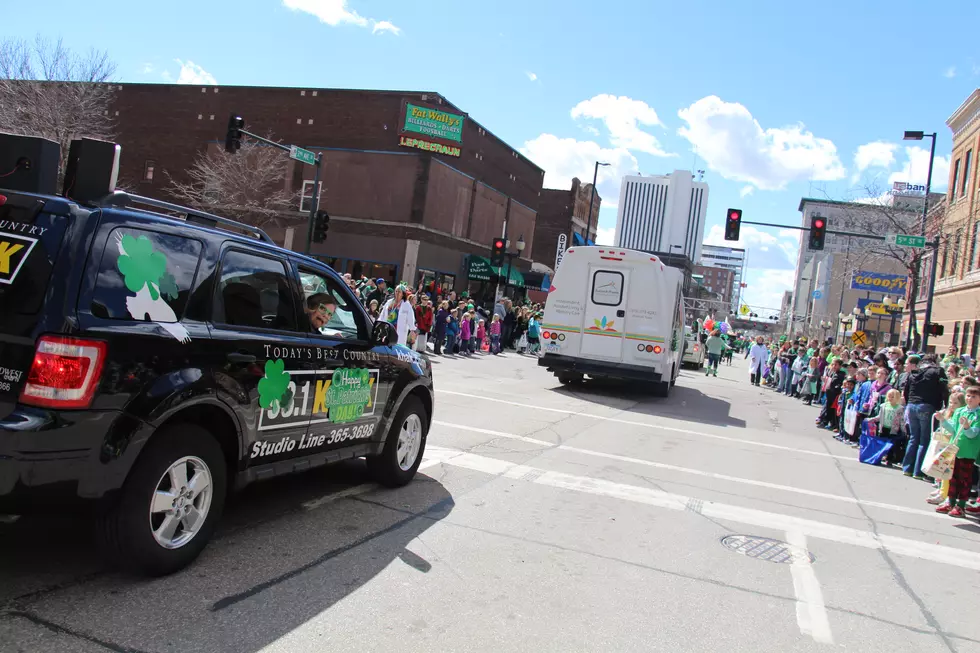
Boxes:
[467,256,525,288]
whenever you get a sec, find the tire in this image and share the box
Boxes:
[367,395,428,487]
[557,372,583,384]
[97,425,227,577]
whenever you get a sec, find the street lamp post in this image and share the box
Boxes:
[903,130,938,351]
[585,161,610,245]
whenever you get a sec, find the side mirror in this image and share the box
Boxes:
[372,320,397,346]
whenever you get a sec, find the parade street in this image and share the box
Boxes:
[3,353,980,653]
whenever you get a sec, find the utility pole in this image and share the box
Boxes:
[585,161,609,244]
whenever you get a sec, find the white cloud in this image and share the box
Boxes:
[595,226,615,246]
[739,185,754,198]
[571,94,672,156]
[854,141,897,173]
[283,0,400,35]
[704,224,797,271]
[677,95,846,190]
[521,134,637,210]
[174,60,216,85]
[525,71,537,82]
[372,20,400,35]
[140,63,154,74]
[742,269,796,315]
[944,66,957,79]
[888,146,951,191]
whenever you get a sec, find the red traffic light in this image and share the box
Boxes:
[814,218,825,229]
[493,239,505,248]
[729,211,740,220]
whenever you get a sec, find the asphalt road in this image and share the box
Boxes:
[3,352,980,653]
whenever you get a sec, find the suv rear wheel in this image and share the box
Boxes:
[366,396,427,487]
[97,425,227,576]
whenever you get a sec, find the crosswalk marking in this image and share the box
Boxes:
[431,420,945,522]
[421,446,980,572]
[436,389,857,462]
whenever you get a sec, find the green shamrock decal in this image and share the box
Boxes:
[257,359,291,410]
[158,272,179,301]
[117,234,167,300]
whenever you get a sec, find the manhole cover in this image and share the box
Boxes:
[721,535,814,564]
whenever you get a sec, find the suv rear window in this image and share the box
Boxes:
[90,228,203,322]
[0,196,68,318]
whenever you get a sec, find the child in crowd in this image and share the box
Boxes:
[927,392,966,505]
[445,309,460,355]
[837,378,856,442]
[469,312,479,354]
[867,389,904,466]
[801,356,820,406]
[936,387,980,517]
[848,369,872,445]
[490,314,502,355]
[367,299,380,321]
[527,313,541,355]
[477,319,487,353]
[433,301,449,355]
[459,311,472,356]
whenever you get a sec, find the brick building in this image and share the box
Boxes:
[534,177,601,268]
[107,83,544,300]
[693,265,735,308]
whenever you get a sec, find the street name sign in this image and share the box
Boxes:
[885,233,927,249]
[289,145,317,166]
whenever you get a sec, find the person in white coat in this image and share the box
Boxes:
[381,286,416,347]
[748,336,769,386]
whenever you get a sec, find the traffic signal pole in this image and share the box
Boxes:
[229,122,323,254]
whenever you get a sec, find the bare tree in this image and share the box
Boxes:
[166,141,300,228]
[0,35,116,173]
[820,183,952,349]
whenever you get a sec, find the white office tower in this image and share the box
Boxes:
[614,170,709,262]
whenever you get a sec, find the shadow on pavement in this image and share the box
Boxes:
[0,459,454,653]
[549,378,746,429]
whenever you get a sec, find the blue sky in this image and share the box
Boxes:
[6,0,980,310]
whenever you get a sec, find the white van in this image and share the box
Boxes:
[538,246,685,396]
[682,319,705,369]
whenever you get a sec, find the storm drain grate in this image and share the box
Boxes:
[721,535,814,564]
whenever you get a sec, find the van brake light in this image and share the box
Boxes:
[20,336,107,409]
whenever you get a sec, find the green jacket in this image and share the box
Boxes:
[951,406,980,461]
[705,336,728,356]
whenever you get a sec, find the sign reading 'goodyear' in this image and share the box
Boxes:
[0,231,38,285]
[850,271,908,292]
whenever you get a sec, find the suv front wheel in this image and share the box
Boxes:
[366,396,428,487]
[97,425,227,576]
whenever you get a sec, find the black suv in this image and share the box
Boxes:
[0,189,433,575]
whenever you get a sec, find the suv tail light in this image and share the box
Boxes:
[20,336,107,409]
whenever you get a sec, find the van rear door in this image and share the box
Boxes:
[580,265,629,362]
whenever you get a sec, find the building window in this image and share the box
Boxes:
[972,320,980,360]
[951,229,962,277]
[142,160,155,182]
[952,321,961,348]
[962,321,971,354]
[918,252,931,300]
[963,150,973,198]
[300,181,322,212]
[971,221,980,272]
[951,159,960,200]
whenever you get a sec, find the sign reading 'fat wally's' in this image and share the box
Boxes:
[397,100,465,157]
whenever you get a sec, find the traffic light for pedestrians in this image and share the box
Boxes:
[724,209,742,241]
[808,215,827,251]
[225,114,244,153]
[926,322,945,336]
[313,210,329,244]
[490,237,506,267]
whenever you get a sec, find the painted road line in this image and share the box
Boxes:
[431,420,942,522]
[786,530,834,645]
[436,389,856,462]
[421,446,980,572]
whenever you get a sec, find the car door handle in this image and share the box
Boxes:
[616,310,625,318]
[227,352,257,363]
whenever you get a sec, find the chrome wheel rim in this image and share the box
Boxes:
[149,456,213,550]
[396,414,423,471]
